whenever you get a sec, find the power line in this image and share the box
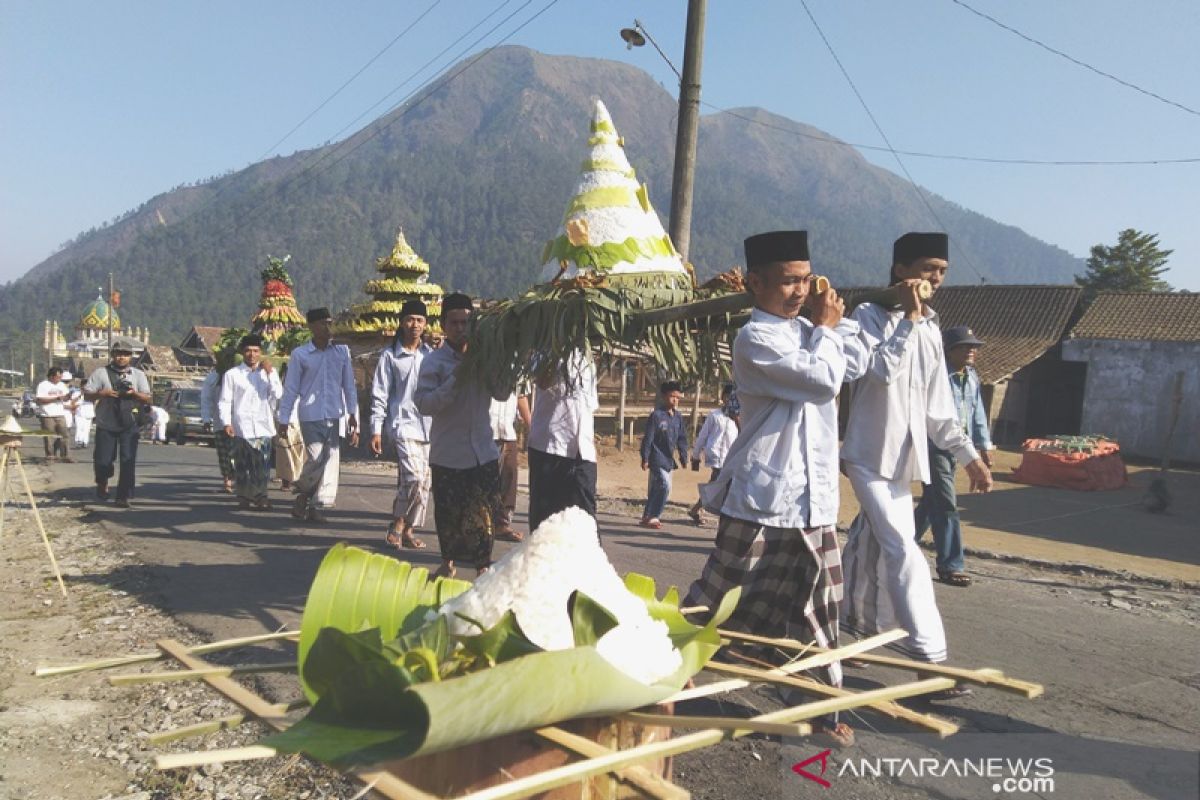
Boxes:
[253,1,444,163]
[230,0,561,233]
[798,0,986,281]
[702,102,1200,165]
[949,0,1200,118]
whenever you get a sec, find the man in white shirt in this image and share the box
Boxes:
[526,351,598,533]
[489,391,531,541]
[415,293,505,578]
[220,334,283,509]
[370,300,433,550]
[277,307,359,523]
[687,383,740,525]
[35,367,72,462]
[149,405,169,444]
[842,232,993,680]
[685,230,866,748]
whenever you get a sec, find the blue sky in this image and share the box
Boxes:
[2,0,1197,289]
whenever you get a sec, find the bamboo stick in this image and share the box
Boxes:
[534,727,688,800]
[718,629,907,672]
[35,630,299,677]
[157,745,278,770]
[630,292,751,329]
[146,699,309,746]
[618,711,810,737]
[110,661,296,686]
[153,639,439,800]
[0,447,11,544]
[800,645,1045,698]
[13,450,67,597]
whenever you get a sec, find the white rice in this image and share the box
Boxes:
[431,507,683,685]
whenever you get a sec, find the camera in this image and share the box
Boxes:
[114,378,133,395]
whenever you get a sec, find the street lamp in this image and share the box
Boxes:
[619,3,706,264]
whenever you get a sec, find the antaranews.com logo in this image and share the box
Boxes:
[793,750,1056,794]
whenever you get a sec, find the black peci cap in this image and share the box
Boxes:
[743,231,809,269]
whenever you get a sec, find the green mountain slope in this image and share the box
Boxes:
[2,46,1079,345]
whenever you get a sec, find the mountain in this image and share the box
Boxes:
[2,46,1080,345]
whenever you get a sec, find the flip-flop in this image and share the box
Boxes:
[812,722,855,749]
[495,527,523,543]
[938,572,972,587]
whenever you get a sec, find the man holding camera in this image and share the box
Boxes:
[84,337,152,508]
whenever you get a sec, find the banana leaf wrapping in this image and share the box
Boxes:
[265,544,738,767]
[459,271,751,392]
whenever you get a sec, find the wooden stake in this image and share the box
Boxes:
[799,645,1045,698]
[35,630,299,677]
[157,745,278,770]
[618,710,810,737]
[146,700,308,746]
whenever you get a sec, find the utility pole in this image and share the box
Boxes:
[107,272,115,352]
[668,0,706,265]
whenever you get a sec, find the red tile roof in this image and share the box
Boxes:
[1067,292,1200,342]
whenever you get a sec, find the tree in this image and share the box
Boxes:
[1076,229,1172,301]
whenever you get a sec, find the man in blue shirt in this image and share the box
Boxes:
[638,381,689,529]
[913,325,994,587]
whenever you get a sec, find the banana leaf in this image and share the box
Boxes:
[268,545,740,768]
[295,543,472,702]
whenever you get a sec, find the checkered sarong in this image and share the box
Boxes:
[685,515,843,687]
[394,438,431,528]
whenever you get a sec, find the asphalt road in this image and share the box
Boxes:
[37,440,1200,800]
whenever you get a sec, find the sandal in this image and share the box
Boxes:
[495,527,524,543]
[434,561,456,579]
[638,518,663,530]
[687,507,704,525]
[924,684,974,701]
[812,721,855,749]
[938,571,972,587]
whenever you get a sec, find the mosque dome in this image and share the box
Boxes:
[79,293,120,331]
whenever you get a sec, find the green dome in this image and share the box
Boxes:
[79,293,120,330]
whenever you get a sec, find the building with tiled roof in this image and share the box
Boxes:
[1063,292,1200,463]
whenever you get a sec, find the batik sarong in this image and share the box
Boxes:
[431,460,501,568]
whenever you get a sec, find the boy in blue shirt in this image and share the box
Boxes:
[638,381,689,529]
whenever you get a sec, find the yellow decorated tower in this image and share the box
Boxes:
[335,228,444,336]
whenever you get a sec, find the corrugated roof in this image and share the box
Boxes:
[1067,292,1200,342]
[841,285,1083,383]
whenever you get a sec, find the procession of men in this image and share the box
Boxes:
[65,228,996,750]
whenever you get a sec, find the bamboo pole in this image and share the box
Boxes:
[616,357,627,451]
[629,292,750,330]
[35,630,299,677]
[146,700,309,746]
[110,661,296,686]
[719,629,907,671]
[0,447,10,543]
[534,727,687,800]
[157,745,277,770]
[153,639,439,800]
[12,449,67,597]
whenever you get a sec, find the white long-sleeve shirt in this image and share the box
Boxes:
[219,363,283,439]
[369,342,431,440]
[278,341,357,425]
[527,352,598,462]
[841,302,979,483]
[701,309,867,529]
[690,408,739,469]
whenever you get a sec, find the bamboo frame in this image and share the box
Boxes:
[35,630,299,677]
[153,638,438,800]
[533,727,688,800]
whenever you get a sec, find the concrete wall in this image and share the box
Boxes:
[1061,339,1200,464]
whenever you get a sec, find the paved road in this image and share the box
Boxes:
[38,441,1200,799]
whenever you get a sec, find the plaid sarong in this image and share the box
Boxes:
[685,515,844,687]
[231,436,272,502]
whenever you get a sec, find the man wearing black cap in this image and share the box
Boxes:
[370,299,433,549]
[218,333,282,509]
[841,233,993,679]
[415,292,506,578]
[83,337,153,507]
[914,326,993,587]
[277,307,359,523]
[685,230,866,748]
